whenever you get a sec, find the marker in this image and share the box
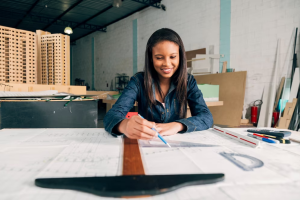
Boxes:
[252,133,289,144]
[138,114,171,148]
[247,133,277,144]
[251,133,280,144]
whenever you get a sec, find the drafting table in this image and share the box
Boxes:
[1,128,300,200]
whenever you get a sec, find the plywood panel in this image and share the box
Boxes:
[194,71,247,127]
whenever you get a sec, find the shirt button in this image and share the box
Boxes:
[162,112,164,114]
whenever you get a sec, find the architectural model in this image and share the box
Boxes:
[0,25,37,84]
[0,25,70,85]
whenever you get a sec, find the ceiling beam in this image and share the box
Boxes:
[131,0,162,9]
[72,5,113,30]
[42,0,84,30]
[15,0,40,28]
[0,9,106,32]
[71,4,149,42]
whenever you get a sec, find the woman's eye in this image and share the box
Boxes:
[171,56,176,59]
[156,57,162,60]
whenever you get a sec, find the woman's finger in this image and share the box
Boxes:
[133,116,156,129]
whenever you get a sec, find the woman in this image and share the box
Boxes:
[104,28,213,139]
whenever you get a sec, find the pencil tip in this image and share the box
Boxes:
[167,143,171,148]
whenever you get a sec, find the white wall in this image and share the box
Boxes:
[72,0,221,91]
[231,0,300,109]
[72,0,300,117]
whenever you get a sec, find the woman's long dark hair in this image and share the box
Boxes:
[144,28,187,118]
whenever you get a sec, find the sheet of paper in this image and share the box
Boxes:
[0,128,122,200]
[36,129,122,178]
[139,128,300,199]
[0,129,46,152]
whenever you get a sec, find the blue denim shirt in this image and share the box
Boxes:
[104,72,213,136]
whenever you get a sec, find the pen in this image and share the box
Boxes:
[251,133,280,144]
[138,114,171,148]
[247,133,277,144]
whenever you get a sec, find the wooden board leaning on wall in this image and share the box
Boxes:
[194,71,247,127]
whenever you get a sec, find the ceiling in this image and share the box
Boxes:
[0,0,163,42]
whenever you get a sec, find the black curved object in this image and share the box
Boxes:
[35,173,225,197]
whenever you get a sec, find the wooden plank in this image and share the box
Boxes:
[222,61,227,73]
[122,137,145,176]
[277,98,297,129]
[186,48,206,68]
[194,71,247,127]
[273,77,285,112]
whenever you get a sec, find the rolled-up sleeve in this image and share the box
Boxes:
[104,76,139,136]
[175,75,213,132]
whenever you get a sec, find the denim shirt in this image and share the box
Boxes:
[104,72,213,136]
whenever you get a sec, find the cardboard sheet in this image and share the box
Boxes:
[194,71,247,126]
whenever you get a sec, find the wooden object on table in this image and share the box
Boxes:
[194,71,247,127]
[0,83,86,94]
[122,137,145,176]
[277,98,297,129]
[186,48,206,68]
[222,61,227,73]
[86,91,119,99]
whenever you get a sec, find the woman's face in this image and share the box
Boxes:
[152,40,180,81]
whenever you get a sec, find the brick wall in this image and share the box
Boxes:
[231,0,300,110]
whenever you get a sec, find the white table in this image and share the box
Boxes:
[1,128,300,200]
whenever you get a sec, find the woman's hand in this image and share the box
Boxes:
[117,115,157,140]
[155,122,185,136]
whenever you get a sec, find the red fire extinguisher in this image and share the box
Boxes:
[251,100,262,126]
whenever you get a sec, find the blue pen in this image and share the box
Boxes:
[247,134,276,144]
[138,114,171,148]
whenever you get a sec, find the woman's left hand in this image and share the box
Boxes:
[155,122,185,136]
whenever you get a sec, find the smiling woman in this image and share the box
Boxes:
[104,28,213,139]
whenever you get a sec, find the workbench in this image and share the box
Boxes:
[1,128,300,199]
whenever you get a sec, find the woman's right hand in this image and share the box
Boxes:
[117,115,157,140]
